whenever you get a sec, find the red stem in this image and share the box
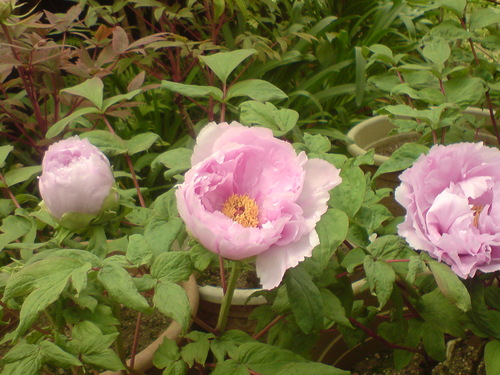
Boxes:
[252,315,286,340]
[349,317,423,354]
[0,173,21,209]
[128,312,142,371]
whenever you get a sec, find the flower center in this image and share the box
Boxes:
[472,204,485,228]
[221,193,259,228]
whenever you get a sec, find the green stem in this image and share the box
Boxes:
[215,261,242,334]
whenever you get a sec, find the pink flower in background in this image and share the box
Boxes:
[39,136,115,220]
[396,142,500,278]
[176,122,342,289]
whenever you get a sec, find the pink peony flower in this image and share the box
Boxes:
[39,136,115,220]
[396,142,500,278]
[176,122,342,289]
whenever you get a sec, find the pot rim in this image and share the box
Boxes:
[198,284,267,305]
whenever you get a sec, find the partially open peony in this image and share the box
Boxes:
[176,122,342,289]
[39,136,116,222]
[396,142,500,278]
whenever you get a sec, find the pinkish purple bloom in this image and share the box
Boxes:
[39,136,115,220]
[176,122,342,289]
[396,142,500,278]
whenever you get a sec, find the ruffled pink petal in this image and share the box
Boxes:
[256,229,320,289]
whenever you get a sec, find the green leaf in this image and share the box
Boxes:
[428,260,471,312]
[152,189,179,220]
[285,266,323,334]
[98,262,152,313]
[154,281,191,332]
[485,340,500,375]
[152,148,193,171]
[421,322,446,361]
[80,130,127,156]
[444,77,485,109]
[161,81,223,99]
[9,258,85,338]
[126,132,160,155]
[46,107,100,139]
[2,343,42,374]
[469,8,500,30]
[226,79,288,101]
[153,338,181,368]
[237,342,348,375]
[416,289,465,337]
[213,0,224,21]
[341,247,365,273]
[363,256,395,308]
[328,161,365,218]
[212,360,249,375]
[407,256,426,284]
[144,218,184,256]
[239,101,298,137]
[3,166,42,187]
[0,145,13,168]
[199,49,256,83]
[69,321,124,371]
[126,234,153,267]
[374,143,428,179]
[151,251,193,283]
[422,38,450,69]
[436,0,466,16]
[39,341,82,368]
[320,288,352,328]
[82,350,125,371]
[468,281,500,339]
[0,215,32,251]
[161,360,188,375]
[313,208,348,270]
[274,362,350,375]
[303,133,331,153]
[101,89,142,111]
[366,235,408,260]
[355,46,367,106]
[181,339,211,367]
[62,77,104,109]
[210,330,254,363]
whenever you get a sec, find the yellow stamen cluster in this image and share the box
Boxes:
[221,193,259,228]
[472,204,485,228]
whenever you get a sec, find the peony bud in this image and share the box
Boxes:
[0,0,15,23]
[39,136,117,229]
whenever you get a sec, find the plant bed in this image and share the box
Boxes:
[349,336,487,375]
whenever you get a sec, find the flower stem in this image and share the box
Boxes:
[215,260,242,334]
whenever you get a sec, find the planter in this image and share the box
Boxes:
[102,274,199,375]
[346,108,497,215]
[197,284,267,334]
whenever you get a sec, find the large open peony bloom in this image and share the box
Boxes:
[396,142,500,278]
[176,122,342,289]
[39,136,115,221]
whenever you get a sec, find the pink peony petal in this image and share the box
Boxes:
[177,122,342,288]
[397,142,500,278]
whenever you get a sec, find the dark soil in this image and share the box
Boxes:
[120,296,172,357]
[197,267,261,289]
[351,337,486,375]
[371,135,421,157]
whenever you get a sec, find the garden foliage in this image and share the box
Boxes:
[0,0,499,374]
